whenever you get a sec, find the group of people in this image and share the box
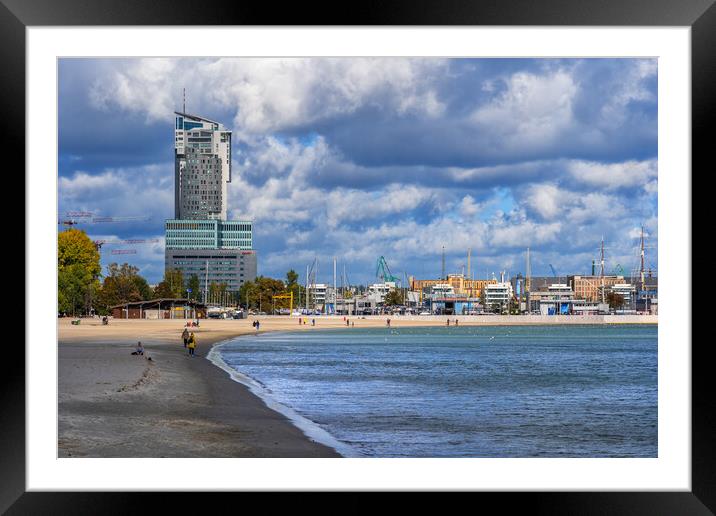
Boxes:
[298,318,315,326]
[181,327,197,356]
[446,318,459,326]
[252,319,261,332]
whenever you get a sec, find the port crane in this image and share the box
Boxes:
[376,256,399,284]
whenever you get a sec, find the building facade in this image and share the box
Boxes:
[484,282,514,311]
[174,112,232,220]
[568,275,626,302]
[410,275,496,299]
[167,111,257,302]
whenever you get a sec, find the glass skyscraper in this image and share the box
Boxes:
[166,112,257,297]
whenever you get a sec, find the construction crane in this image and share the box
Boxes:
[376,256,399,284]
[549,264,557,278]
[60,214,150,227]
[93,238,160,253]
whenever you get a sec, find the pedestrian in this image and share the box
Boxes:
[255,320,260,332]
[346,318,349,326]
[455,319,459,326]
[351,321,355,327]
[386,318,390,327]
[187,333,196,356]
[182,327,189,348]
[299,317,302,325]
[447,318,450,326]
[311,318,315,326]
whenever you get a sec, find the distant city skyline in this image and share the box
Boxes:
[58,57,658,285]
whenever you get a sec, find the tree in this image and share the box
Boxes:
[153,268,185,299]
[58,229,101,315]
[207,281,229,305]
[239,276,287,310]
[286,269,299,286]
[96,263,151,314]
[187,274,201,301]
[606,291,625,310]
[384,288,404,306]
[285,269,305,307]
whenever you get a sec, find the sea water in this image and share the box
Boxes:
[216,325,657,458]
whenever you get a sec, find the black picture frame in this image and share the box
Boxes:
[5,0,708,511]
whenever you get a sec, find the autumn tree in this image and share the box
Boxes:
[96,263,151,313]
[57,228,101,316]
[153,268,185,299]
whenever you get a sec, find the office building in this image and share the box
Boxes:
[167,110,258,302]
[174,112,232,220]
[165,219,257,292]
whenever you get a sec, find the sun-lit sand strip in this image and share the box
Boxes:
[58,314,656,457]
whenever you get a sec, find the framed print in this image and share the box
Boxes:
[6,0,711,511]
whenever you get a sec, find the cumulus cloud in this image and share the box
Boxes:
[60,57,658,283]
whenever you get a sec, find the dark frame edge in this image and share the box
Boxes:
[0,1,26,515]
[691,1,716,512]
[6,0,713,513]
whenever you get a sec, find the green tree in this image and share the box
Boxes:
[187,274,201,301]
[96,263,151,313]
[58,228,101,316]
[239,276,287,311]
[153,268,185,299]
[285,269,305,308]
[384,288,404,306]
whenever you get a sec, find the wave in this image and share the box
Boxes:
[206,339,359,458]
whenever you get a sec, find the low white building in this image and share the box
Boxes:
[485,282,514,311]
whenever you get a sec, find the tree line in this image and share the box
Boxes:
[58,228,305,316]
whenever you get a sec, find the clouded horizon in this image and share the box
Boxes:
[58,57,658,286]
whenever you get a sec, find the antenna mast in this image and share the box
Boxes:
[640,225,646,293]
[183,88,186,113]
[525,247,531,293]
[441,246,445,280]
[600,236,605,303]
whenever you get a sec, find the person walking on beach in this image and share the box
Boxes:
[182,328,189,348]
[386,318,391,327]
[446,318,450,326]
[311,318,315,326]
[346,318,349,326]
[187,333,196,356]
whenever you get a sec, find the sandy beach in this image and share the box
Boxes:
[58,314,656,457]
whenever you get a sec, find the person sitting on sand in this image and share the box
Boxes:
[131,342,144,356]
[187,333,196,356]
[182,328,189,348]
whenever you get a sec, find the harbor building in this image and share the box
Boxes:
[174,112,232,220]
[568,275,626,302]
[166,110,258,303]
[484,281,514,312]
[410,274,496,299]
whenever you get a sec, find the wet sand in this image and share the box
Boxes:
[58,314,656,457]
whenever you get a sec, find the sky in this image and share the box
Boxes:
[58,57,658,286]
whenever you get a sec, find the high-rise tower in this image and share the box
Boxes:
[174,112,232,220]
[166,110,257,301]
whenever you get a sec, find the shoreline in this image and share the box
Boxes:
[58,315,656,458]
